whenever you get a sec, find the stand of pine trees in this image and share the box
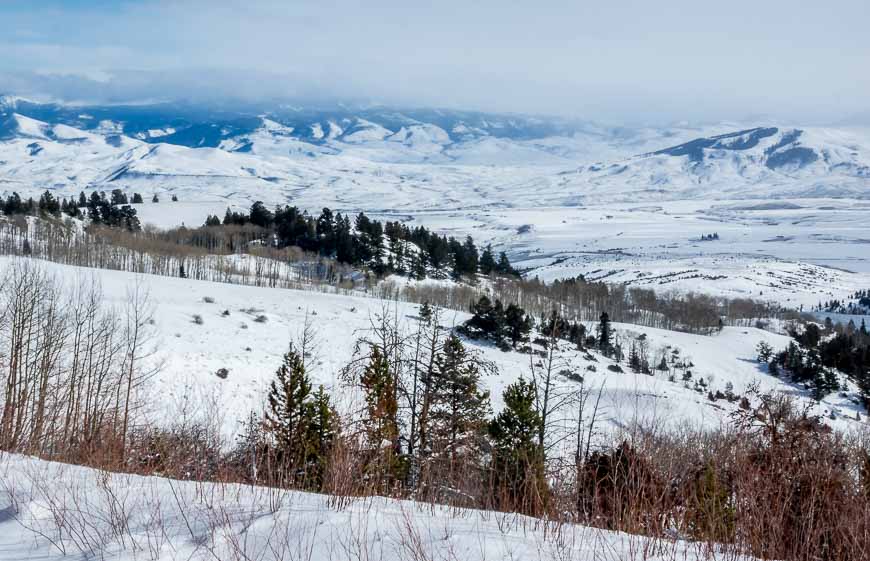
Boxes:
[1,189,143,231]
[764,320,870,402]
[814,290,870,315]
[203,201,518,280]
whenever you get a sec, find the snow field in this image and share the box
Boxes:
[0,453,746,561]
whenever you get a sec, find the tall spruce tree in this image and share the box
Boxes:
[479,244,497,275]
[496,252,514,275]
[598,312,612,355]
[429,336,490,473]
[360,345,401,482]
[266,346,313,475]
[304,385,338,488]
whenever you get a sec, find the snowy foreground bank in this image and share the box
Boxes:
[0,454,746,561]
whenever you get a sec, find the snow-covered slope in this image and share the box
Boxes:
[560,126,870,202]
[0,257,859,445]
[0,453,730,561]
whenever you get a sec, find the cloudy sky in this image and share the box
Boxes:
[1,0,867,124]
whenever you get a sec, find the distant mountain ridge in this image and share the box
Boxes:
[0,96,609,147]
[1,96,868,206]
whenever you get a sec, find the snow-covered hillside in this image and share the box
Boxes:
[0,257,859,446]
[560,126,870,201]
[0,453,739,561]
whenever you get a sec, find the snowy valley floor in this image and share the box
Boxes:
[131,197,870,310]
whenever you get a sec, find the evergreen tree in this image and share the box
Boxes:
[265,346,313,476]
[628,341,641,372]
[429,336,490,473]
[568,322,587,350]
[152,194,159,203]
[496,252,515,276]
[419,301,434,324]
[3,192,22,215]
[335,214,355,264]
[410,248,427,279]
[598,312,612,355]
[460,236,479,277]
[479,244,497,275]
[316,208,336,256]
[460,296,507,345]
[110,188,128,205]
[249,201,274,228]
[304,385,338,488]
[504,303,532,348]
[38,190,61,216]
[360,346,401,482]
[488,378,547,515]
[756,341,774,363]
[132,193,144,204]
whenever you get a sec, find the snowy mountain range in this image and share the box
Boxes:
[2,95,868,207]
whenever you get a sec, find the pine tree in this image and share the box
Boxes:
[479,244,497,275]
[598,312,612,355]
[658,355,669,373]
[429,336,490,474]
[360,345,401,483]
[756,341,773,363]
[110,189,128,205]
[419,301,433,323]
[488,377,547,515]
[496,252,514,275]
[304,385,338,488]
[38,191,60,216]
[249,201,274,228]
[628,341,641,372]
[568,322,587,350]
[265,346,313,477]
[409,247,427,279]
[504,303,531,348]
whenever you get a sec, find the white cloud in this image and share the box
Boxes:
[1,0,868,123]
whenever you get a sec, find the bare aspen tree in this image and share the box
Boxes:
[117,277,159,457]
